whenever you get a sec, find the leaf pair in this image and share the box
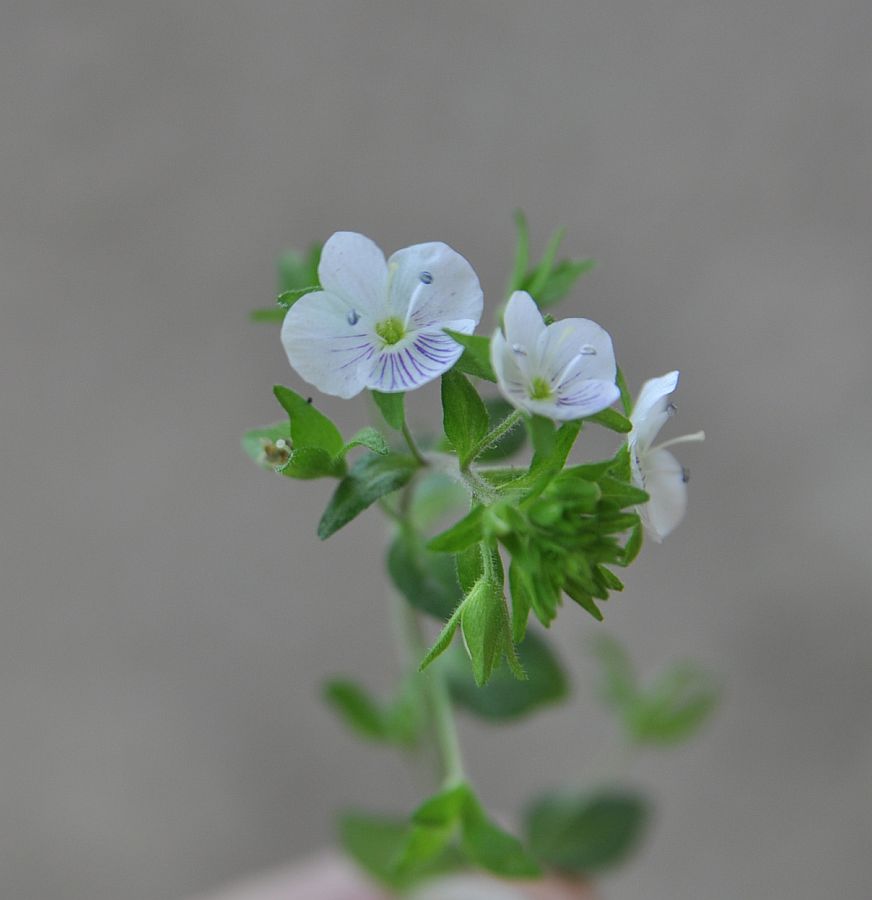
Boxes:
[591,635,720,745]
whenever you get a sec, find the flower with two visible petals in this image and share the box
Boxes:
[628,371,705,542]
[490,291,620,421]
[281,232,483,398]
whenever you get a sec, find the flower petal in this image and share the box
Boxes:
[281,290,377,398]
[502,291,546,351]
[630,371,680,449]
[553,378,622,419]
[388,242,483,328]
[317,232,388,315]
[538,318,616,385]
[365,329,465,393]
[637,447,688,541]
[491,329,532,408]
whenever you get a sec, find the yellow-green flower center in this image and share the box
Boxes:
[375,316,406,346]
[528,376,553,401]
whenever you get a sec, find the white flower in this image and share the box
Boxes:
[490,291,620,421]
[629,371,705,542]
[281,232,483,398]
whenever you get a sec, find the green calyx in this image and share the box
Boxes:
[376,316,406,346]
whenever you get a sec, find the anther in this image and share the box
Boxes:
[419,271,433,284]
[667,402,677,416]
[580,344,597,356]
[681,467,690,484]
[346,309,360,326]
[511,343,528,356]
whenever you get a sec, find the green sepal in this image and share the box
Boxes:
[273,385,345,456]
[564,580,604,622]
[441,369,489,464]
[318,453,417,539]
[525,788,651,875]
[587,407,633,434]
[445,330,496,382]
[508,559,533,642]
[323,676,421,746]
[447,630,568,721]
[388,531,461,620]
[428,506,486,553]
[418,603,464,672]
[372,390,406,431]
[455,542,504,595]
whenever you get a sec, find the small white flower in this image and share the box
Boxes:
[490,291,620,421]
[629,370,705,542]
[281,232,483,398]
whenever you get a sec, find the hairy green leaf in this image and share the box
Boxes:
[372,390,405,431]
[441,369,489,464]
[318,453,416,539]
[445,331,496,382]
[273,385,345,456]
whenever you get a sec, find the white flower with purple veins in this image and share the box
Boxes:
[491,291,620,421]
[280,232,483,398]
[629,371,705,542]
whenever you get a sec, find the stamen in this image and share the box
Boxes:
[346,309,360,326]
[681,467,690,484]
[580,344,597,356]
[667,402,677,416]
[511,343,528,356]
[655,430,706,451]
[419,271,433,284]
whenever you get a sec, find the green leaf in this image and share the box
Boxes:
[278,244,321,293]
[587,407,633,434]
[460,578,516,686]
[627,664,720,746]
[339,813,460,890]
[276,285,319,310]
[616,366,633,416]
[441,369,489,464]
[524,226,566,298]
[419,603,464,672]
[249,307,286,324]
[323,678,418,745]
[428,506,486,553]
[506,208,531,295]
[242,422,342,479]
[447,630,568,721]
[284,446,344,479]
[535,258,597,308]
[590,634,638,709]
[621,523,643,565]
[408,472,468,531]
[387,531,461,619]
[412,783,474,828]
[525,789,651,875]
[461,800,541,878]
[598,476,649,508]
[318,453,416,539]
[273,385,345,456]
[476,398,527,462]
[372,391,406,431]
[445,330,496,382]
[508,560,533,642]
[341,426,390,457]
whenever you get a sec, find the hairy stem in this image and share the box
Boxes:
[462,409,524,470]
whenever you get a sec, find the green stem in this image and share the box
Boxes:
[462,409,523,470]
[402,421,428,467]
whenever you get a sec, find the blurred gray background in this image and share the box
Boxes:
[1,2,870,898]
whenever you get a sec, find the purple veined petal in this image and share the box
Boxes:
[538,318,617,388]
[554,379,621,415]
[365,335,463,393]
[317,232,389,317]
[281,290,378,398]
[630,370,680,449]
[388,243,483,328]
